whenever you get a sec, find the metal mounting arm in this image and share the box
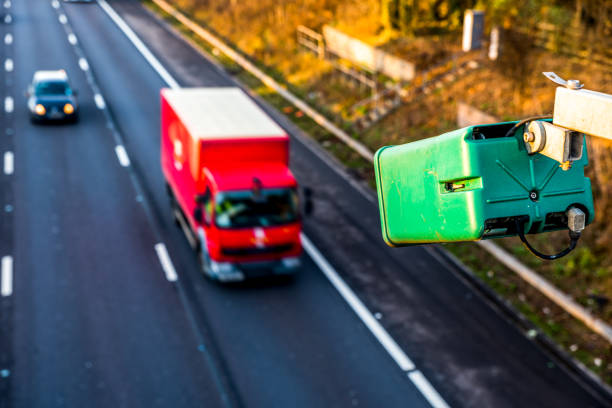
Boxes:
[543,72,612,141]
[520,73,612,170]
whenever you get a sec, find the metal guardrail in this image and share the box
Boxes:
[152,0,612,345]
[297,25,324,58]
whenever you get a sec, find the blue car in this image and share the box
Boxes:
[27,70,79,123]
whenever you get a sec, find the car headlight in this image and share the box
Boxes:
[35,104,46,116]
[63,103,74,115]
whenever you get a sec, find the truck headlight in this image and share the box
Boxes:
[210,261,244,281]
[210,261,234,274]
[63,103,74,115]
[282,257,301,268]
[35,104,46,116]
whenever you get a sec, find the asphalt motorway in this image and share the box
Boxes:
[0,0,608,407]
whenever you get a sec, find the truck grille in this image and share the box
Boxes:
[221,244,293,257]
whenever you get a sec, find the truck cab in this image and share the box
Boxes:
[193,169,302,281]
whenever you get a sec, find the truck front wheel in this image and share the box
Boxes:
[166,184,181,228]
[170,199,181,228]
[198,247,213,279]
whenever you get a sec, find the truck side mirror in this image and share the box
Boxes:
[195,192,209,204]
[374,122,594,247]
[303,187,313,216]
[193,207,203,223]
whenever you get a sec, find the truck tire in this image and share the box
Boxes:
[166,184,181,228]
[197,247,213,279]
[170,199,181,228]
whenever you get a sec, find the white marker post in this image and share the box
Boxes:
[489,26,500,60]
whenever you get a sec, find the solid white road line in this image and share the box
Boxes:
[4,151,14,175]
[114,145,130,167]
[303,233,450,408]
[408,371,450,408]
[68,33,78,45]
[101,4,449,405]
[1,256,13,297]
[58,14,67,24]
[4,33,12,45]
[98,0,180,89]
[4,58,13,72]
[154,243,178,281]
[79,57,89,71]
[4,14,11,24]
[300,233,416,371]
[94,93,106,109]
[4,96,13,113]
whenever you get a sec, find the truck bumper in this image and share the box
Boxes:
[210,257,301,282]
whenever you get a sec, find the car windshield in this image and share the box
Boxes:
[35,80,71,96]
[215,188,299,228]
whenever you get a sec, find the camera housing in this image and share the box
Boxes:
[374,121,594,246]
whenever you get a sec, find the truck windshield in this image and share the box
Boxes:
[35,81,71,96]
[215,188,299,228]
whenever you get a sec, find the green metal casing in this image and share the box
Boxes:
[374,122,594,246]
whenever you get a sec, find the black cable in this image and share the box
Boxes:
[504,115,553,138]
[514,217,579,260]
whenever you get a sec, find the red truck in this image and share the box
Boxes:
[161,87,305,281]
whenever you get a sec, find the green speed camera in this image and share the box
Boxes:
[374,121,594,247]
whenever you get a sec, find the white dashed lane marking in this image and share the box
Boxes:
[58,14,67,24]
[4,33,12,45]
[4,58,13,72]
[4,14,11,24]
[1,256,13,297]
[94,94,106,109]
[4,96,13,113]
[154,243,178,282]
[68,33,77,45]
[3,151,14,175]
[114,145,131,167]
[78,58,89,71]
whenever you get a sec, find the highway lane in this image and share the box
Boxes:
[61,1,437,407]
[7,0,231,406]
[80,1,611,407]
[2,0,608,407]
[4,1,436,407]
